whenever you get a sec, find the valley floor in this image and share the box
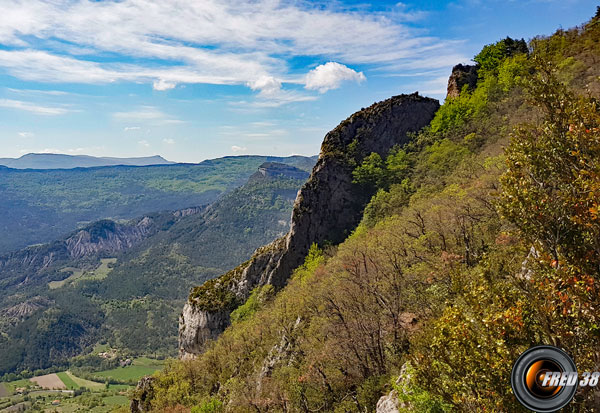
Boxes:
[0,357,163,412]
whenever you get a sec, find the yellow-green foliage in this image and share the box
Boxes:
[230,285,274,324]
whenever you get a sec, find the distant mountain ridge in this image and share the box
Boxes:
[0,153,175,169]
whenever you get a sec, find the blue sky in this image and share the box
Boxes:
[0,0,596,162]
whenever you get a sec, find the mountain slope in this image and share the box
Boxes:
[0,154,316,254]
[179,93,439,357]
[0,162,312,375]
[139,13,600,412]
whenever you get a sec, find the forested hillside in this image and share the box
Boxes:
[0,162,311,376]
[0,155,316,254]
[140,11,600,412]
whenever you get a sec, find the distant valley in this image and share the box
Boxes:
[0,154,317,254]
[0,160,314,375]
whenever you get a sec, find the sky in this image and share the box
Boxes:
[0,0,596,163]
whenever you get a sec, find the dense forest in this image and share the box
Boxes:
[140,11,600,412]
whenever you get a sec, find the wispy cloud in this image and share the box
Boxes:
[113,106,183,125]
[0,0,465,99]
[163,138,175,144]
[18,131,34,138]
[0,98,70,115]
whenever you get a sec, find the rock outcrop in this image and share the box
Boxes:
[179,93,440,358]
[446,64,479,99]
[130,376,155,413]
[247,162,310,184]
[376,363,413,413]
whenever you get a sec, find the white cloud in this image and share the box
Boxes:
[248,76,282,96]
[304,62,366,93]
[231,145,247,152]
[0,0,465,99]
[18,131,34,138]
[138,140,150,147]
[0,98,69,115]
[124,126,141,131]
[153,79,176,91]
[163,138,175,144]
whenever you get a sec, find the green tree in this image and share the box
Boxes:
[474,37,528,75]
[352,152,387,187]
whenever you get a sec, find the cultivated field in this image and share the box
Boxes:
[49,267,84,289]
[30,373,66,390]
[95,357,164,382]
[64,371,104,390]
[0,382,8,397]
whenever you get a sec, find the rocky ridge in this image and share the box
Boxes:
[0,208,203,289]
[179,93,440,358]
[446,63,479,99]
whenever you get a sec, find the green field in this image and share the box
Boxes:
[4,379,31,393]
[56,372,79,389]
[95,358,164,382]
[64,371,105,390]
[102,394,130,406]
[49,267,84,289]
[77,258,117,283]
[0,382,8,397]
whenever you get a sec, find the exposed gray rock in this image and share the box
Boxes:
[376,363,413,413]
[376,390,400,413]
[130,376,155,413]
[0,204,205,288]
[180,93,440,357]
[256,316,302,392]
[179,301,230,359]
[247,162,310,184]
[64,218,154,259]
[447,64,479,99]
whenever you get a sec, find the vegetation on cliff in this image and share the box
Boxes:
[140,12,600,412]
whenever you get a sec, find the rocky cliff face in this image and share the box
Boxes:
[179,93,440,358]
[446,63,479,99]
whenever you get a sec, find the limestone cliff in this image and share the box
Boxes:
[179,93,440,358]
[446,63,479,99]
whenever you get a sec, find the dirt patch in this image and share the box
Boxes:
[0,382,8,397]
[30,374,66,390]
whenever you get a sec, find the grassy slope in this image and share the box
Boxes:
[95,359,164,382]
[65,371,105,390]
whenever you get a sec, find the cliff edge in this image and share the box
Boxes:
[179,93,440,358]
